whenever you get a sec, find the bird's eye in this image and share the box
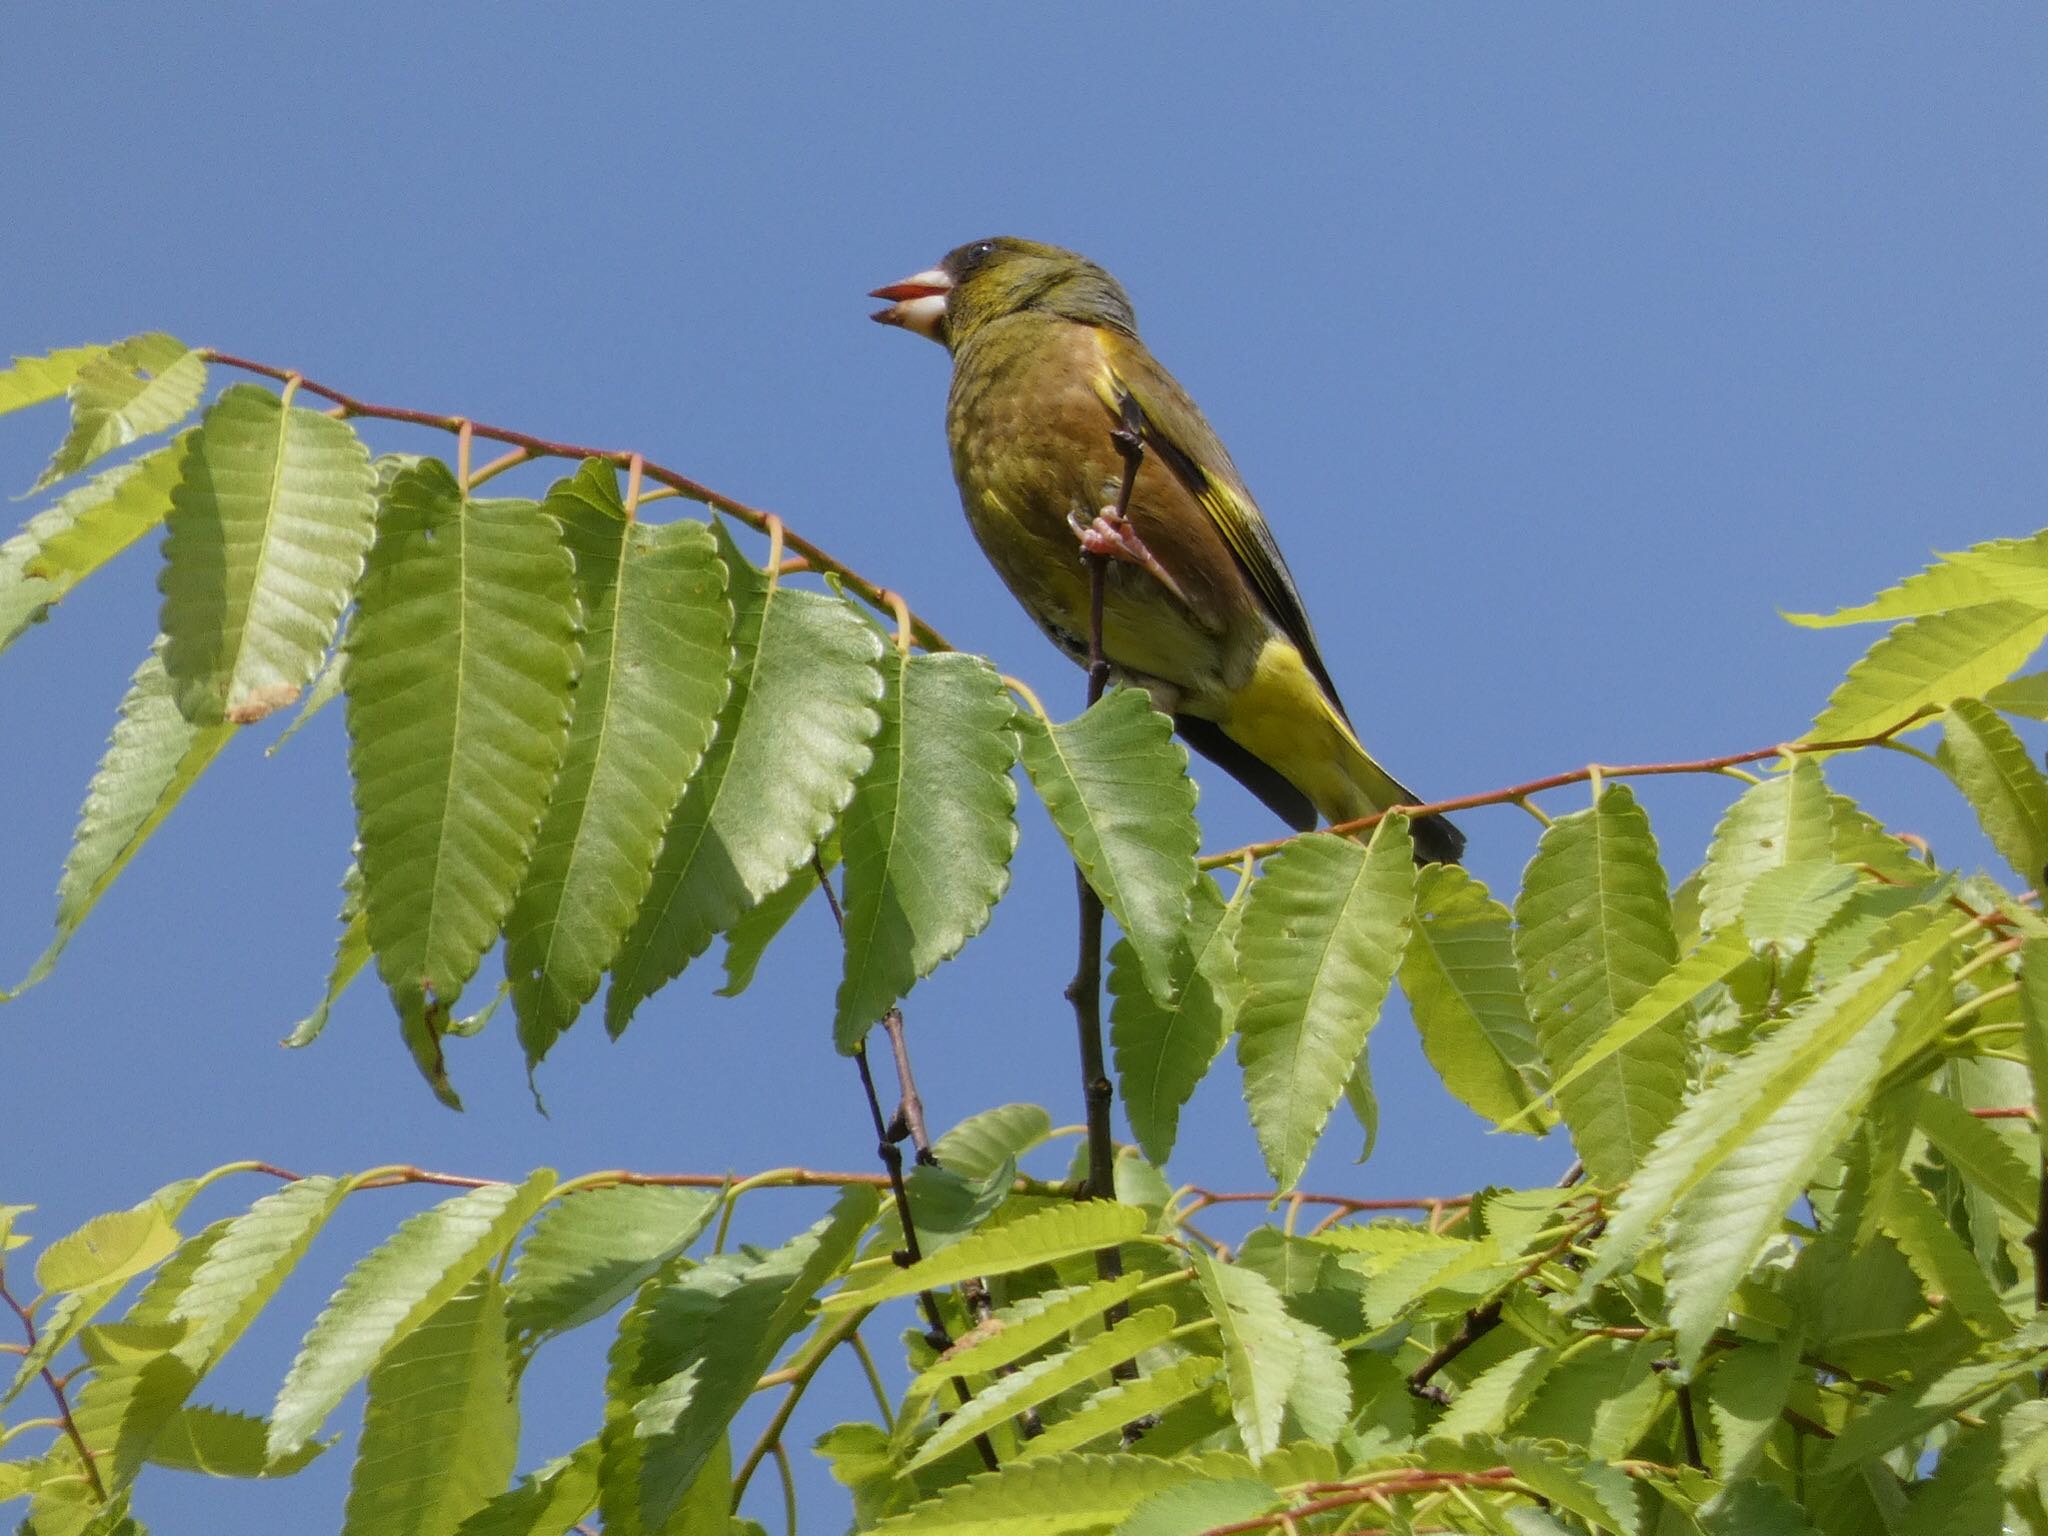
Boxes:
[971,241,995,259]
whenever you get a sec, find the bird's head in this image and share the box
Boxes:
[870,237,1137,351]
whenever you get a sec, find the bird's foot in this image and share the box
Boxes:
[1067,507,1191,606]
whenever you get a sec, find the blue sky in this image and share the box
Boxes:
[3,7,2044,1530]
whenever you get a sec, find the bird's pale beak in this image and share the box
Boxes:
[869,268,951,342]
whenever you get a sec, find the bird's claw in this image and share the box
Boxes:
[1069,507,1191,607]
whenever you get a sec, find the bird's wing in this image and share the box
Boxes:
[1093,339,1351,719]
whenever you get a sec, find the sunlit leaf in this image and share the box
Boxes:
[340,1279,517,1536]
[285,864,367,1048]
[0,442,183,656]
[1806,600,2048,743]
[35,333,207,490]
[1513,785,1685,1182]
[7,639,234,999]
[148,1406,323,1478]
[35,1207,181,1294]
[0,342,105,417]
[1007,1356,1222,1461]
[268,1172,555,1461]
[827,1201,1145,1310]
[1237,819,1415,1188]
[1698,760,1835,933]
[1939,696,2048,883]
[346,461,581,1106]
[1016,685,1199,1002]
[606,525,882,1035]
[159,386,377,724]
[506,1184,720,1346]
[504,464,733,1069]
[835,650,1019,1047]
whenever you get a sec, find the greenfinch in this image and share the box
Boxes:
[872,237,1462,865]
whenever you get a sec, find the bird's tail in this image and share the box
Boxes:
[1217,639,1464,865]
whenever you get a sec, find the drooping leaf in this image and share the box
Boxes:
[1698,760,1836,933]
[1498,1439,1641,1536]
[1111,874,1245,1165]
[506,1184,720,1345]
[1192,1251,1349,1462]
[903,1274,1149,1408]
[1434,1344,1554,1440]
[0,342,105,417]
[1877,1171,2013,1338]
[1939,695,2048,883]
[1701,1338,1799,1483]
[600,1188,876,1534]
[835,650,1019,1047]
[1400,863,1551,1131]
[159,385,377,724]
[1513,785,1685,1182]
[7,639,234,998]
[268,1172,556,1461]
[35,333,207,490]
[340,1279,517,1536]
[285,864,367,1048]
[606,524,883,1035]
[716,833,836,998]
[827,1201,1146,1310]
[446,1441,598,1536]
[931,1103,1054,1180]
[1016,685,1200,1002]
[0,442,183,656]
[1236,819,1415,1188]
[35,1207,181,1294]
[172,1176,350,1368]
[1806,600,2048,743]
[1008,1355,1222,1461]
[346,461,581,1105]
[504,465,733,1069]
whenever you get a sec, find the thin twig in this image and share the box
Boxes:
[0,1270,105,1502]
[1202,712,1939,869]
[200,350,952,652]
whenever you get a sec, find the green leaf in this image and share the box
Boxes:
[268,1172,555,1461]
[1662,974,1908,1367]
[159,386,377,724]
[1702,1338,1798,1483]
[147,1406,323,1477]
[1016,685,1199,1002]
[1915,1088,2037,1224]
[1741,862,1859,955]
[1010,1356,1222,1462]
[1499,1439,1640,1536]
[870,1453,1242,1536]
[606,526,883,1035]
[827,1201,1146,1310]
[340,1278,517,1536]
[907,1274,1149,1395]
[1111,874,1245,1165]
[1986,671,2048,721]
[1877,1172,2013,1338]
[0,442,183,656]
[1434,1344,1553,1439]
[908,1306,1177,1470]
[600,1187,876,1534]
[506,1184,720,1345]
[1236,820,1415,1187]
[835,651,1019,1046]
[173,1175,349,1367]
[1807,600,2048,743]
[1193,1251,1350,1462]
[1788,532,2048,628]
[0,342,105,417]
[1113,1480,1281,1536]
[1578,915,1957,1303]
[1940,696,2048,883]
[346,461,581,1106]
[35,1207,181,1294]
[504,466,733,1069]
[6,639,235,999]
[931,1103,1054,1180]
[1824,1350,2046,1470]
[1513,785,1685,1183]
[286,864,367,1047]
[35,334,207,490]
[717,832,835,998]
[1401,864,1551,1131]
[1698,761,1837,935]
[446,1441,598,1536]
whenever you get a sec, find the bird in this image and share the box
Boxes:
[871,237,1462,866]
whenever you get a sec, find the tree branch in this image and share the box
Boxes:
[198,350,952,653]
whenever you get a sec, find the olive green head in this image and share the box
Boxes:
[870,237,1137,351]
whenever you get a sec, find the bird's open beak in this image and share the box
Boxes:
[869,268,952,343]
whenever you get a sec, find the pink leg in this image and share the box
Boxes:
[1067,506,1191,607]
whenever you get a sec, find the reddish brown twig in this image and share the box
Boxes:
[199,351,952,653]
[1202,713,1937,869]
[0,1270,105,1502]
